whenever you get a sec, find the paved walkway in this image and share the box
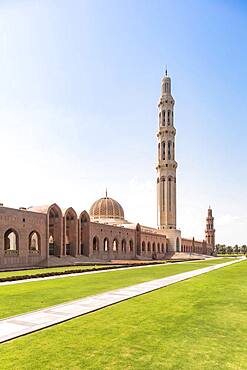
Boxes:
[0,257,243,344]
[0,259,213,286]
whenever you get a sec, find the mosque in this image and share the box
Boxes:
[0,72,215,269]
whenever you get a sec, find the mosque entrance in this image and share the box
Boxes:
[176,237,180,252]
[79,211,90,256]
[64,208,77,256]
[48,204,62,257]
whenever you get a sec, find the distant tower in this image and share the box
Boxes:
[156,68,181,251]
[205,207,215,250]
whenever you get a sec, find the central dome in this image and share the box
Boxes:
[89,196,125,221]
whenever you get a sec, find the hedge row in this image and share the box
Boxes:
[0,259,197,283]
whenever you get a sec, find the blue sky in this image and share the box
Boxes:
[0,0,246,245]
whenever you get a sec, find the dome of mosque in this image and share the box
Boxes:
[89,195,125,221]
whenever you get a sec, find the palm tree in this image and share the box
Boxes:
[221,245,226,254]
[241,245,247,255]
[215,244,220,254]
[227,245,233,254]
[234,244,239,254]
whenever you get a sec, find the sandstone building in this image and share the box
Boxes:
[0,72,215,269]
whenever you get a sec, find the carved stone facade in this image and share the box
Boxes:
[0,202,169,268]
[0,200,214,268]
[0,206,47,267]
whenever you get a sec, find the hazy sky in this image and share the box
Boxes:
[0,0,246,245]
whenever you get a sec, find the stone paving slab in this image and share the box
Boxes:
[0,257,244,344]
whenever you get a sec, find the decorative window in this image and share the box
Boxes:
[4,229,19,254]
[112,239,118,252]
[93,236,99,251]
[162,111,166,125]
[104,238,109,252]
[121,239,126,253]
[168,177,172,211]
[168,141,171,160]
[162,142,165,160]
[29,231,40,252]
[152,242,156,252]
[142,241,146,252]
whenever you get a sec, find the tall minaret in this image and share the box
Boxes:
[205,207,215,251]
[157,69,177,231]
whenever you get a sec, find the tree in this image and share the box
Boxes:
[227,245,233,254]
[220,244,226,254]
[215,244,220,254]
[241,245,247,255]
[234,244,239,254]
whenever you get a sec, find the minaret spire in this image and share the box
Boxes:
[157,71,176,230]
[205,207,215,252]
[156,71,181,252]
[105,188,108,198]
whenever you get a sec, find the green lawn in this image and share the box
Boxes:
[0,264,119,278]
[0,258,232,319]
[0,259,246,370]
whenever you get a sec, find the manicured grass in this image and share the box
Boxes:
[0,264,120,278]
[0,258,231,319]
[0,259,246,370]
[217,253,245,257]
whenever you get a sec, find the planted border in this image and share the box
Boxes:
[0,259,199,282]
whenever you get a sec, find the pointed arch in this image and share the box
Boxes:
[147,242,151,252]
[104,237,110,252]
[168,141,172,160]
[162,141,166,160]
[63,207,78,256]
[4,229,19,255]
[29,231,41,254]
[93,236,99,252]
[136,223,141,255]
[79,210,90,223]
[142,241,146,252]
[112,238,118,252]
[121,239,127,253]
[129,239,134,253]
[157,242,160,253]
[47,204,63,257]
[79,210,90,256]
[152,242,156,252]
